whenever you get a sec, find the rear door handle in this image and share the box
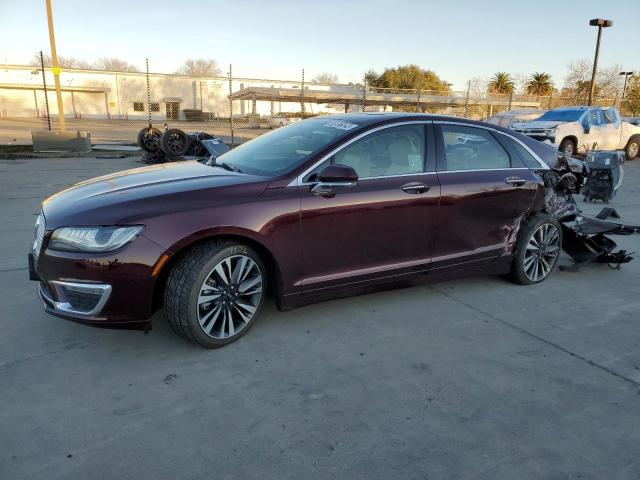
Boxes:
[504,177,527,187]
[401,182,431,194]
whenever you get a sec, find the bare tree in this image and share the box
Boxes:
[30,52,91,69]
[176,59,222,77]
[468,76,489,97]
[94,57,140,72]
[564,59,622,104]
[312,72,339,84]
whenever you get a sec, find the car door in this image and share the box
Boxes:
[600,108,622,149]
[582,109,606,150]
[297,122,440,293]
[431,122,540,271]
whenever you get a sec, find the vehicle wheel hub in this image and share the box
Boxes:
[523,223,560,282]
[196,255,263,339]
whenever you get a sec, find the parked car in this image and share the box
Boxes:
[485,109,544,128]
[510,106,640,160]
[268,113,300,129]
[622,116,640,126]
[31,113,565,348]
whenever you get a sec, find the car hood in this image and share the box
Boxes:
[42,161,269,229]
[511,121,565,130]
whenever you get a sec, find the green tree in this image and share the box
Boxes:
[623,75,640,115]
[363,69,379,86]
[525,72,553,96]
[488,72,514,94]
[369,64,449,92]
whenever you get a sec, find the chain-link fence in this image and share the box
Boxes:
[0,62,624,147]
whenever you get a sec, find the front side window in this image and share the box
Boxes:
[440,125,510,171]
[332,125,425,178]
[603,108,618,124]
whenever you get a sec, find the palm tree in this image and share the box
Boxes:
[526,72,553,96]
[487,72,514,94]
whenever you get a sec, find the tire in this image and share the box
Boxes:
[509,213,562,285]
[160,128,191,156]
[559,137,576,157]
[164,240,267,348]
[624,136,640,161]
[137,127,162,152]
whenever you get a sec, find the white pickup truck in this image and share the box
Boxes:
[510,106,640,160]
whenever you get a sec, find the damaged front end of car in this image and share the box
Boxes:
[542,154,639,269]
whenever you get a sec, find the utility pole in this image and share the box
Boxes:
[587,18,613,106]
[45,0,65,130]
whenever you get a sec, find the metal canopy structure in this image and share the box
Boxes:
[228,86,541,109]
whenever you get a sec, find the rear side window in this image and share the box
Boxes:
[496,134,541,169]
[440,125,510,171]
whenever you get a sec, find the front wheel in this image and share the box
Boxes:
[625,136,640,160]
[164,240,266,348]
[509,214,562,285]
[559,138,576,157]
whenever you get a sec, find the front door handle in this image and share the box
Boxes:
[401,182,431,194]
[504,177,527,187]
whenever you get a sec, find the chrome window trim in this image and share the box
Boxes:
[437,167,530,174]
[434,120,550,170]
[288,120,434,187]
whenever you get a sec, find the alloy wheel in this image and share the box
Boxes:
[523,223,560,282]
[563,143,574,156]
[628,142,639,159]
[196,255,263,339]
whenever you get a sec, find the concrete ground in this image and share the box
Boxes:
[1,156,640,480]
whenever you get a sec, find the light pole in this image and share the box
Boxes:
[619,71,634,115]
[587,18,613,106]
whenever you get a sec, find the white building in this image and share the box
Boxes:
[0,64,365,121]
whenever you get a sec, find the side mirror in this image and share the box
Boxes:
[584,126,591,134]
[311,164,358,197]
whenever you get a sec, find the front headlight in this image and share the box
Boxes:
[49,226,144,253]
[545,129,555,137]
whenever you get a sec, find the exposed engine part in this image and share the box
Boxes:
[544,152,639,269]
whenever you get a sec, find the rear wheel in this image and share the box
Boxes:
[559,137,576,157]
[509,214,562,285]
[625,136,640,160]
[164,240,266,348]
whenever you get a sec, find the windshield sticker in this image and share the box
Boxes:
[323,120,359,131]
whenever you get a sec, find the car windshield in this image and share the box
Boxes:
[214,118,361,176]
[536,109,585,122]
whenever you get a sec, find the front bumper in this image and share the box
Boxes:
[30,233,167,329]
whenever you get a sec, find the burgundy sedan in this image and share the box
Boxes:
[30,113,561,347]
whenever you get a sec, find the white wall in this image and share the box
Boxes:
[0,65,352,119]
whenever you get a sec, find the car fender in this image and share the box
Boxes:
[619,122,640,149]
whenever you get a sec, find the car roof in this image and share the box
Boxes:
[309,112,503,129]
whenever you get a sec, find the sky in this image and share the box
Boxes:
[0,0,637,90]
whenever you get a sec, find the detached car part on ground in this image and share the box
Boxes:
[137,126,230,163]
[29,114,640,348]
